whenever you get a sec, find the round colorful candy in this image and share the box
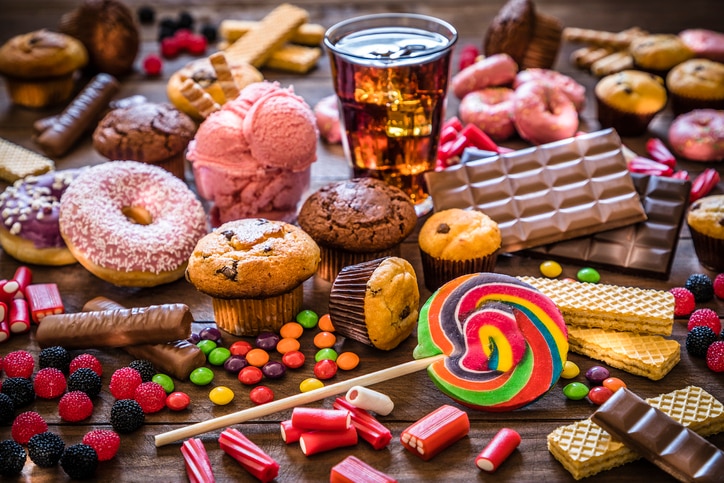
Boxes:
[189,367,214,386]
[223,355,248,374]
[318,314,335,332]
[166,391,190,411]
[296,309,319,329]
[250,386,274,405]
[315,348,338,362]
[413,273,569,411]
[229,340,253,357]
[238,366,263,385]
[563,382,589,400]
[152,374,175,393]
[577,267,600,283]
[602,377,627,392]
[245,348,270,367]
[282,350,305,369]
[587,385,613,405]
[314,359,338,380]
[199,327,222,344]
[255,332,280,351]
[261,361,286,379]
[585,365,610,385]
[209,386,235,405]
[314,331,336,349]
[207,347,231,366]
[276,337,301,354]
[336,352,360,371]
[196,339,217,356]
[280,322,304,339]
[539,260,562,278]
[560,360,580,379]
[299,378,324,392]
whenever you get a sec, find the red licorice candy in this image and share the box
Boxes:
[298,425,357,456]
[459,123,499,152]
[627,156,674,177]
[333,397,392,450]
[330,455,397,483]
[180,437,215,483]
[400,404,470,461]
[290,407,350,432]
[475,428,521,472]
[13,265,32,293]
[25,283,64,323]
[218,428,279,483]
[0,306,9,343]
[690,168,720,203]
[646,138,676,168]
[280,420,303,444]
[8,298,30,334]
[0,279,20,304]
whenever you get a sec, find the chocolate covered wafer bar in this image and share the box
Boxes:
[35,303,193,349]
[83,296,205,380]
[591,388,724,482]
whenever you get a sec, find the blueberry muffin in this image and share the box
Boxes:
[629,34,694,76]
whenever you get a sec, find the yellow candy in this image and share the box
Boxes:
[299,377,324,392]
[209,386,235,405]
[540,260,563,278]
[560,360,580,379]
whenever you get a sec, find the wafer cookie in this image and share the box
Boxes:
[518,276,675,336]
[209,52,240,101]
[590,51,634,76]
[265,44,321,73]
[563,26,647,48]
[567,327,679,380]
[547,386,724,480]
[220,19,325,46]
[570,45,614,68]
[179,79,220,118]
[0,138,54,182]
[224,4,309,68]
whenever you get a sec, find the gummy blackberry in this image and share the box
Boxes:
[39,346,71,374]
[0,393,14,425]
[0,439,26,476]
[685,273,714,303]
[137,5,155,24]
[129,359,157,382]
[686,325,718,357]
[1,377,35,408]
[201,24,218,43]
[177,11,194,30]
[67,367,102,398]
[60,443,98,479]
[28,431,65,467]
[111,399,145,433]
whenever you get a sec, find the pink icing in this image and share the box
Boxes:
[513,68,586,112]
[679,29,724,63]
[59,161,207,274]
[451,53,518,100]
[668,109,724,162]
[459,87,516,141]
[512,81,579,145]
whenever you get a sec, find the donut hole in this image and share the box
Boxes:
[122,205,153,225]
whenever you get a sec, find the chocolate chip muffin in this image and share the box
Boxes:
[686,194,724,272]
[186,218,320,336]
[93,102,197,179]
[297,178,417,282]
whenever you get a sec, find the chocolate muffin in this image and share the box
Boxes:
[297,178,418,282]
[93,102,197,179]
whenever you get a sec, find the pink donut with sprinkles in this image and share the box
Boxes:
[59,161,208,287]
[459,87,516,141]
[668,109,724,162]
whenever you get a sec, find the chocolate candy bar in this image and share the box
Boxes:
[35,73,120,157]
[35,303,193,349]
[591,388,724,482]
[425,129,647,253]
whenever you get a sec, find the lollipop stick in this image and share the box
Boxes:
[154,354,445,447]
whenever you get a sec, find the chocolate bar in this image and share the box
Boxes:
[425,129,647,253]
[526,173,690,279]
[591,388,724,482]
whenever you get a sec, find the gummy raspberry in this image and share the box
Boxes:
[186,33,207,55]
[160,36,180,58]
[714,273,724,300]
[11,411,47,445]
[706,341,724,372]
[134,381,167,413]
[70,353,103,377]
[685,273,714,302]
[0,439,26,476]
[109,367,143,400]
[33,367,67,399]
[668,287,696,317]
[39,346,71,373]
[686,325,718,357]
[60,443,98,479]
[687,308,722,334]
[3,350,34,378]
[67,367,102,398]
[143,54,163,76]
[1,377,35,408]
[28,431,65,467]
[0,393,15,425]
[129,359,157,382]
[58,391,94,422]
[82,429,120,461]
[111,399,145,433]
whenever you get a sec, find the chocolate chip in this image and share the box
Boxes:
[221,230,234,241]
[216,263,238,281]
[400,305,411,320]
[436,223,450,234]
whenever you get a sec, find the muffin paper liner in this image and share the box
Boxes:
[212,284,303,336]
[688,224,724,272]
[523,12,563,69]
[318,245,398,283]
[420,249,498,292]
[596,97,659,137]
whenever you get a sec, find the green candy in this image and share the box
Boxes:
[152,373,175,393]
[577,267,600,283]
[189,367,214,386]
[315,348,338,362]
[563,382,589,400]
[196,339,218,356]
[207,347,231,366]
[296,309,319,329]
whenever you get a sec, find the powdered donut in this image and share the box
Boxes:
[413,272,568,412]
[459,87,516,141]
[668,109,724,162]
[513,80,579,145]
[451,53,518,100]
[0,169,83,265]
[513,68,586,112]
[59,161,207,287]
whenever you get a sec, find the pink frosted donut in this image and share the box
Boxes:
[459,87,516,141]
[668,109,724,162]
[452,53,518,99]
[513,68,586,112]
[59,161,208,287]
[314,94,342,144]
[679,29,724,63]
[513,81,579,145]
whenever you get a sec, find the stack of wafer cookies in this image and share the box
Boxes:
[547,386,724,479]
[564,27,647,76]
[518,276,678,380]
[0,138,54,182]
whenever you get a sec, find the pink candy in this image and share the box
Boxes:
[180,438,215,483]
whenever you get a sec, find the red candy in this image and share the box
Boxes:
[627,156,674,177]
[25,283,64,323]
[281,349,305,369]
[230,340,253,357]
[299,426,358,456]
[181,437,215,483]
[160,37,181,58]
[291,407,350,432]
[249,386,274,405]
[238,366,263,385]
[8,298,30,334]
[646,138,676,168]
[142,54,163,76]
[280,420,303,444]
[330,455,397,483]
[218,428,279,483]
[166,391,191,411]
[401,405,470,461]
[588,385,614,405]
[475,428,521,472]
[313,359,338,380]
[690,168,720,203]
[333,397,392,450]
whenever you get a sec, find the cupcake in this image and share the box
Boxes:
[329,257,420,350]
[484,0,563,70]
[185,218,320,336]
[93,102,197,179]
[0,30,88,108]
[594,70,667,136]
[297,178,418,282]
[629,34,694,77]
[687,195,724,272]
[666,59,724,115]
[418,208,502,292]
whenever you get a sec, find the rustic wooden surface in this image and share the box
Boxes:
[0,1,723,481]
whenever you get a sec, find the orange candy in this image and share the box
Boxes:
[245,348,270,367]
[313,331,336,349]
[280,322,304,339]
[602,377,627,392]
[318,314,335,332]
[336,352,360,371]
[276,337,301,354]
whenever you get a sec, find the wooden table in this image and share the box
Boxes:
[1,1,723,481]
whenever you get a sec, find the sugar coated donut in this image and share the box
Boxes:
[413,272,568,411]
[513,68,586,112]
[668,109,724,162]
[451,53,518,100]
[0,169,83,265]
[59,161,208,287]
[513,81,579,145]
[459,87,516,141]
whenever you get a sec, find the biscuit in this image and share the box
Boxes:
[220,19,325,46]
[209,52,240,101]
[0,138,54,182]
[264,44,321,74]
[179,79,220,118]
